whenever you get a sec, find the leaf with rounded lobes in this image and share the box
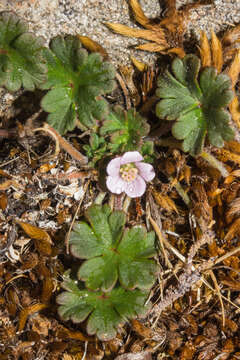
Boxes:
[57,275,149,341]
[156,54,235,156]
[172,108,206,155]
[200,68,234,108]
[70,222,104,259]
[172,55,202,99]
[69,205,158,291]
[85,204,113,247]
[109,210,126,245]
[206,108,235,147]
[78,255,118,291]
[0,12,47,91]
[41,35,116,134]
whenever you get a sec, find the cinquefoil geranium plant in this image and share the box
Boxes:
[100,106,151,153]
[0,12,47,91]
[69,204,157,291]
[83,107,154,167]
[156,54,235,156]
[40,35,116,134]
[57,272,149,341]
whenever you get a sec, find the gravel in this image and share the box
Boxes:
[0,0,239,67]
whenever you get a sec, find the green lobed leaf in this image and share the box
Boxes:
[100,106,150,153]
[69,205,158,291]
[41,35,116,134]
[0,12,47,91]
[57,275,149,341]
[156,54,235,156]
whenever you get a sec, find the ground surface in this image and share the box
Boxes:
[0,1,240,360]
[0,0,239,66]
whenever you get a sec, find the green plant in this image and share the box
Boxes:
[155,54,235,156]
[57,272,149,341]
[82,133,108,166]
[69,204,157,291]
[100,106,150,153]
[83,107,154,166]
[0,11,47,91]
[57,205,157,340]
[40,35,116,134]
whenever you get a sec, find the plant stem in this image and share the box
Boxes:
[200,151,229,177]
[94,191,106,205]
[114,194,124,210]
[123,196,132,213]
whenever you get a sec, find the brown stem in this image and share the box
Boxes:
[0,129,17,138]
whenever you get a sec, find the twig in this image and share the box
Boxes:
[214,246,240,266]
[153,265,201,313]
[0,157,20,168]
[34,123,88,164]
[187,229,215,263]
[149,216,173,270]
[209,270,225,327]
[201,277,240,312]
[81,341,88,360]
[34,125,60,158]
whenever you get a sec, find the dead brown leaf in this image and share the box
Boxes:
[199,31,211,67]
[227,49,240,86]
[152,189,178,213]
[105,23,165,44]
[0,193,7,210]
[130,56,147,72]
[18,303,47,331]
[0,179,21,191]
[105,0,206,56]
[225,217,240,241]
[222,338,234,353]
[56,324,92,342]
[77,35,108,59]
[222,24,240,47]
[16,221,52,256]
[229,96,240,129]
[211,30,223,73]
[30,314,51,337]
[180,341,196,360]
[128,0,152,28]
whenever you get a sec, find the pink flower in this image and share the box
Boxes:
[106,151,155,198]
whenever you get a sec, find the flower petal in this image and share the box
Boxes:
[106,175,126,194]
[106,157,121,176]
[120,151,143,165]
[125,176,146,198]
[136,162,155,182]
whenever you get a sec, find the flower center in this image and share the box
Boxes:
[120,163,138,182]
